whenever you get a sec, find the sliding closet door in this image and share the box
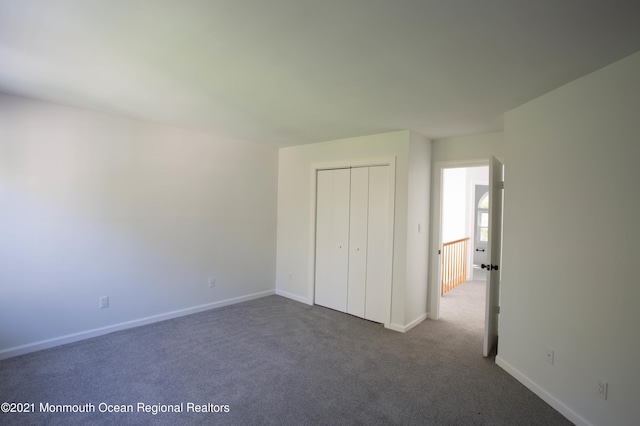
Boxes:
[314,169,350,312]
[364,165,390,323]
[347,167,369,318]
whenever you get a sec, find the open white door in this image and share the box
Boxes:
[483,156,504,357]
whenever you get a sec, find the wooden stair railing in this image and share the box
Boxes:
[441,237,469,296]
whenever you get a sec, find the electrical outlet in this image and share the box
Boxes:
[99,296,109,309]
[597,380,608,400]
[208,277,216,288]
[545,347,554,365]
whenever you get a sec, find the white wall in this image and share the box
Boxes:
[0,94,278,358]
[432,131,504,163]
[442,168,467,242]
[276,130,431,331]
[498,50,640,425]
[441,166,489,245]
[405,132,431,326]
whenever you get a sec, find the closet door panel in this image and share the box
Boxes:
[314,169,350,312]
[347,167,369,318]
[365,165,390,323]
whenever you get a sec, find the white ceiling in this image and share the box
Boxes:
[2,0,640,146]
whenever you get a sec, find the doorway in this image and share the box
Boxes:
[439,166,488,329]
[430,160,487,318]
[429,158,504,357]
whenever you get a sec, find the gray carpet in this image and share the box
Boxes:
[0,288,571,425]
[440,279,487,336]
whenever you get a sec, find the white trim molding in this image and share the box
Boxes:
[496,356,591,426]
[387,313,428,333]
[275,289,312,305]
[0,290,275,360]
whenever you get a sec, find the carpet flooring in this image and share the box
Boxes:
[0,285,572,425]
[440,279,487,336]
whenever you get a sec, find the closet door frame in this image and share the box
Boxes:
[308,157,396,329]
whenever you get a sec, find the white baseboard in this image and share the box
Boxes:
[387,323,405,332]
[387,313,428,333]
[0,290,274,360]
[275,289,312,305]
[495,355,590,426]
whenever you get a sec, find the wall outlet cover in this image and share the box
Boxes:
[545,347,554,365]
[99,296,109,309]
[597,380,608,400]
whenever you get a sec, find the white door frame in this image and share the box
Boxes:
[307,156,396,329]
[428,158,489,320]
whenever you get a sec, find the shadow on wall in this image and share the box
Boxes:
[0,96,278,354]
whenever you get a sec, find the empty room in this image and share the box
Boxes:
[1,1,639,425]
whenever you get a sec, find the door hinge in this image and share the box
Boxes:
[438,249,441,255]
[481,263,499,271]
[496,306,500,314]
[499,181,505,190]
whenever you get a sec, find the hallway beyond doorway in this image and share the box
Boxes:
[439,280,486,335]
